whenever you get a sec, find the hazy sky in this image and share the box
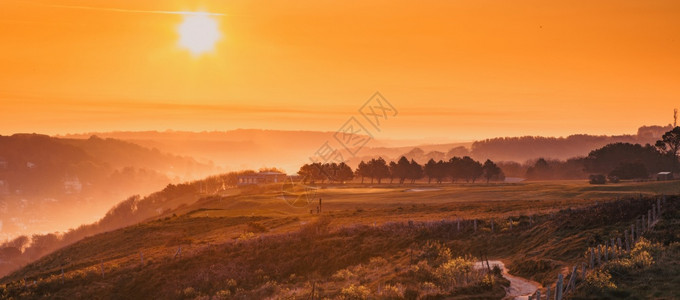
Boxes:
[1,0,679,141]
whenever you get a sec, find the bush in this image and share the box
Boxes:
[630,250,654,268]
[419,241,452,267]
[237,232,255,240]
[631,237,663,258]
[368,256,388,268]
[214,290,231,299]
[434,257,473,287]
[332,268,355,281]
[589,174,606,184]
[377,284,403,298]
[339,284,370,299]
[604,258,634,276]
[583,270,616,292]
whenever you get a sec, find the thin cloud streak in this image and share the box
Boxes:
[30,2,227,16]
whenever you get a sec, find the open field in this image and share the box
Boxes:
[1,180,678,299]
[173,180,680,228]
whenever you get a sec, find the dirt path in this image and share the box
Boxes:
[474,260,542,300]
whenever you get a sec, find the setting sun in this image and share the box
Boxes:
[177,14,221,55]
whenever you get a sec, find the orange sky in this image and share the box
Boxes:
[1,0,679,141]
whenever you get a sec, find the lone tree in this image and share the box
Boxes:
[655,127,680,169]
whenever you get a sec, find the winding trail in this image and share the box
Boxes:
[474,260,542,300]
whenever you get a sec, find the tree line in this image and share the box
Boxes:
[498,127,680,181]
[298,156,503,184]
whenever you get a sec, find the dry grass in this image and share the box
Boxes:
[0,180,676,299]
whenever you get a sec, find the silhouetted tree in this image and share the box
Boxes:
[388,161,398,184]
[656,126,680,169]
[424,159,437,183]
[482,159,502,183]
[585,143,672,175]
[433,160,448,183]
[335,162,354,183]
[460,156,483,183]
[407,159,423,184]
[609,162,648,180]
[395,156,411,184]
[356,161,370,184]
[369,157,390,184]
[525,158,551,180]
[448,157,463,183]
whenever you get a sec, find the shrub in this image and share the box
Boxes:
[631,237,663,258]
[368,256,388,268]
[419,241,452,267]
[492,264,502,276]
[339,284,371,300]
[214,290,231,299]
[421,281,437,293]
[378,284,403,298]
[238,232,255,240]
[604,258,634,276]
[332,268,355,281]
[583,270,616,292]
[434,257,473,287]
[630,250,653,268]
[181,287,197,298]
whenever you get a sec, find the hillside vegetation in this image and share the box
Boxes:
[0,180,677,299]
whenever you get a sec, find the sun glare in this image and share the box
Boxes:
[177,14,221,55]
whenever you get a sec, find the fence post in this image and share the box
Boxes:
[642,215,646,233]
[565,266,577,294]
[596,246,601,265]
[603,242,608,262]
[648,210,652,229]
[617,237,622,257]
[662,194,666,210]
[546,286,551,300]
[630,224,635,245]
[589,247,594,269]
[536,290,541,300]
[581,263,587,280]
[556,274,564,300]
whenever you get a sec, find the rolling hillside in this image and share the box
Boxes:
[1,179,678,299]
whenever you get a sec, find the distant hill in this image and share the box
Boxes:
[0,134,215,243]
[62,126,672,175]
[61,129,381,172]
[348,125,673,165]
[469,125,672,162]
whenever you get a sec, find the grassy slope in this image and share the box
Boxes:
[0,180,677,299]
[570,198,680,299]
